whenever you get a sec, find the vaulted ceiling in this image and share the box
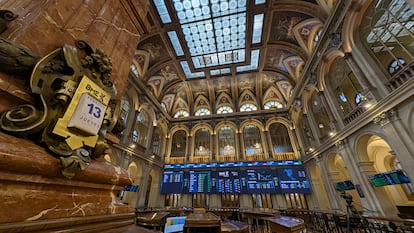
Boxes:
[133,0,332,120]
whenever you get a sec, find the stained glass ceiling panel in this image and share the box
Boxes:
[153,0,265,78]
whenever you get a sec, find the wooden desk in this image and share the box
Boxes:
[220,220,249,233]
[267,216,305,233]
[240,208,280,233]
[136,211,169,231]
[184,212,221,233]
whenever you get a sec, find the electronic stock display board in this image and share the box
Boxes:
[161,160,311,194]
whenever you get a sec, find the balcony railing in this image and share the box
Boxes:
[193,156,210,163]
[245,154,265,161]
[217,155,237,162]
[169,157,185,164]
[387,61,414,91]
[274,152,296,160]
[282,209,414,233]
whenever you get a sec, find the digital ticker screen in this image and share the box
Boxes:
[213,170,243,193]
[278,168,311,194]
[160,171,184,194]
[246,169,279,194]
[187,171,212,193]
[161,161,311,194]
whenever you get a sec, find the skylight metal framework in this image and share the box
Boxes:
[153,0,265,78]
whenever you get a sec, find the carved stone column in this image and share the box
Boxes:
[260,129,270,159]
[136,163,152,208]
[344,53,379,102]
[335,139,385,215]
[373,109,414,187]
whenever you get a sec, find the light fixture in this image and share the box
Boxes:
[363,102,373,109]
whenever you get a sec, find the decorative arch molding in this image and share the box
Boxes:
[191,123,214,136]
[132,49,150,79]
[301,85,319,114]
[315,0,336,14]
[168,125,190,139]
[275,80,293,103]
[265,117,293,131]
[240,119,265,132]
[147,76,164,98]
[317,48,345,91]
[355,133,392,163]
[216,92,234,110]
[172,97,189,115]
[214,121,239,134]
[194,95,211,111]
[238,89,258,108]
[127,161,143,180]
[156,118,169,137]
[293,18,324,55]
[263,86,285,106]
[125,80,140,111]
[341,0,370,53]
[139,103,156,127]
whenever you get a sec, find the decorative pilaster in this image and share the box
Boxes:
[373,109,397,127]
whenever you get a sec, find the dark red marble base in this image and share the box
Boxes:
[0,132,134,223]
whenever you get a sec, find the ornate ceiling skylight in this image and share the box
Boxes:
[153,0,265,79]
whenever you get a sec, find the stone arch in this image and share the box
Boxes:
[326,152,363,212]
[121,161,143,206]
[147,167,162,208]
[308,162,330,210]
[355,133,410,215]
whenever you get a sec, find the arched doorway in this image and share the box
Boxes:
[356,134,413,216]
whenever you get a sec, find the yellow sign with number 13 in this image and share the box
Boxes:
[53,75,110,150]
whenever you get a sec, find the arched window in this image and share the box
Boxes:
[152,127,163,156]
[194,128,211,157]
[217,105,233,114]
[360,0,414,78]
[130,63,139,77]
[388,58,406,74]
[327,57,365,117]
[310,93,331,139]
[119,95,132,137]
[171,130,187,157]
[240,103,258,112]
[243,125,263,156]
[132,111,150,147]
[218,126,236,156]
[174,109,189,118]
[195,108,211,116]
[269,123,294,160]
[160,102,167,112]
[264,101,283,110]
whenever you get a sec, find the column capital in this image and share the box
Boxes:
[373,109,397,127]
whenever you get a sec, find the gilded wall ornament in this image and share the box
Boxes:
[0,40,122,179]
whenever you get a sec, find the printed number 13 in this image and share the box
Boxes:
[87,103,102,118]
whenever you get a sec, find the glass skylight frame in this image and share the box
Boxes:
[153,0,266,79]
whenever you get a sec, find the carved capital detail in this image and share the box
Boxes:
[0,10,18,34]
[0,40,124,179]
[373,109,397,126]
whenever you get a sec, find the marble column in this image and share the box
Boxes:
[373,109,414,183]
[335,140,385,216]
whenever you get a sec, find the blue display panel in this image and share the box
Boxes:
[161,171,184,194]
[163,160,302,169]
[277,168,311,194]
[212,170,242,193]
[187,171,212,193]
[369,170,410,187]
[245,169,278,193]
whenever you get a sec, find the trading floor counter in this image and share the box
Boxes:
[135,208,304,233]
